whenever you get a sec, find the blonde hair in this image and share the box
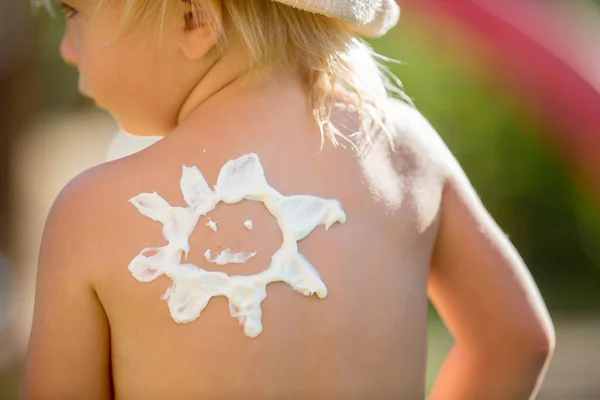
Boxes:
[54,0,413,149]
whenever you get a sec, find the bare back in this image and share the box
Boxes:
[23,72,455,398]
[84,93,446,399]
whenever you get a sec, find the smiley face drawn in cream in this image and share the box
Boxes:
[128,153,346,338]
[204,248,257,265]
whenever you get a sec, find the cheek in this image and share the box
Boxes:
[79,38,151,102]
[73,14,190,134]
[80,40,186,133]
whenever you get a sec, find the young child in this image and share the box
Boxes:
[24,0,555,398]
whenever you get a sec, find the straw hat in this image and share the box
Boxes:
[273,0,400,37]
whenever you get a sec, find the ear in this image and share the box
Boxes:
[178,1,222,61]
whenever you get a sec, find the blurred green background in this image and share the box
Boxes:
[1,1,599,398]
[371,20,600,315]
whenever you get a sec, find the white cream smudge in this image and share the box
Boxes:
[128,153,346,338]
[244,220,253,230]
[205,219,218,232]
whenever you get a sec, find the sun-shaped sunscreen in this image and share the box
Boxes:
[128,153,346,338]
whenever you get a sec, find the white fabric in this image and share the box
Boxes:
[272,0,400,37]
[106,130,163,162]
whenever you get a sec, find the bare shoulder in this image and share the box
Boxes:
[348,98,454,230]
[45,162,116,261]
[42,156,146,279]
[48,157,130,224]
[383,98,458,178]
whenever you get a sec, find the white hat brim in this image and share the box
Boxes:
[272,0,400,37]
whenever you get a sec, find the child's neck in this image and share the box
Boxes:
[168,59,308,148]
[176,42,251,125]
[174,43,307,141]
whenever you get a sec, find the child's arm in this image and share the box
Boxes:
[22,175,112,400]
[427,157,555,399]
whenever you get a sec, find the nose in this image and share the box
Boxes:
[60,29,78,66]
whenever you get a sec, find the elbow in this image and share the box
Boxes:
[531,311,556,364]
[513,307,556,370]
[512,320,556,374]
[485,320,556,373]
[532,325,555,370]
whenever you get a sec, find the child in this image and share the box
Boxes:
[24,0,554,398]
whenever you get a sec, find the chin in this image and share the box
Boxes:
[78,88,99,108]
